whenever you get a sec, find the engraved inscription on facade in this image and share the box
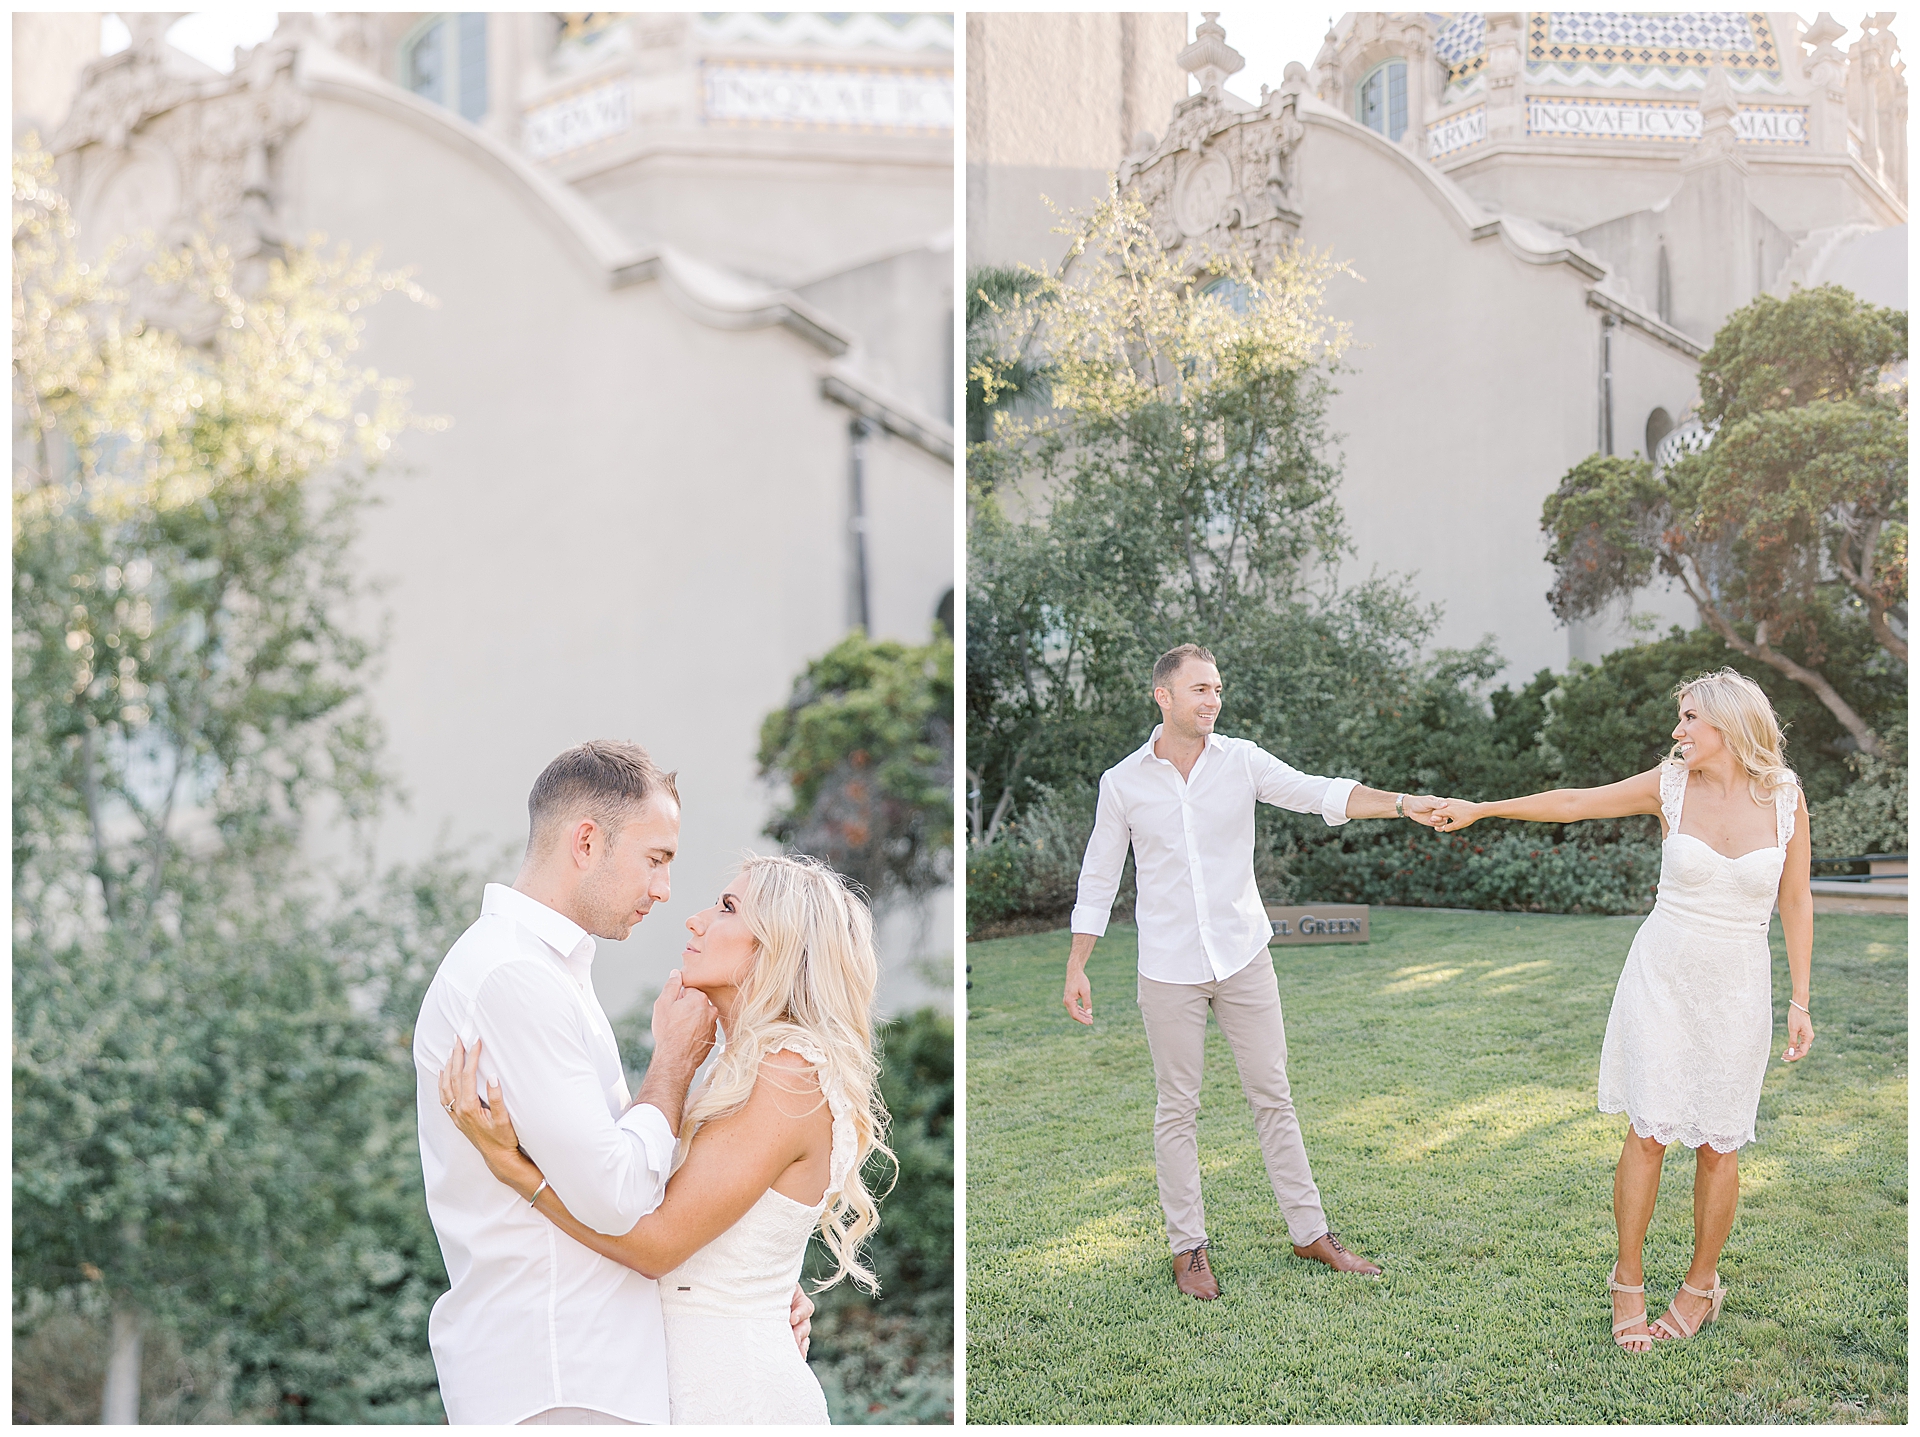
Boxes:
[524,81,635,160]
[701,64,953,131]
[1526,98,1809,145]
[1427,104,1487,157]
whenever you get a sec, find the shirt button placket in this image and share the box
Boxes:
[1181,783,1218,980]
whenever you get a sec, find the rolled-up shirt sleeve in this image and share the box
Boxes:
[1069,770,1132,936]
[1251,746,1358,826]
[470,963,671,1236]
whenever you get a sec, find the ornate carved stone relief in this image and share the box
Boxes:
[56,32,311,264]
[53,29,314,339]
[1118,84,1307,277]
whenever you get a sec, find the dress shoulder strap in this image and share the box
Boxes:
[1658,758,1688,833]
[1772,772,1801,849]
[767,1037,859,1201]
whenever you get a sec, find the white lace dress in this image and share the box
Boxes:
[1597,760,1798,1153]
[658,1042,857,1425]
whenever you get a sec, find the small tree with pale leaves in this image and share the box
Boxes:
[13,140,456,1423]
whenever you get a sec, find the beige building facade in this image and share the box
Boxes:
[965,12,1189,270]
[30,12,956,1018]
[969,12,1906,681]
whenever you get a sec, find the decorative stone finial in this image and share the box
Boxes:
[1803,12,1848,72]
[1804,12,1847,47]
[126,13,186,57]
[1697,61,1739,153]
[1179,12,1246,93]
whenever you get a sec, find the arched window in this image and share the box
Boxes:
[1357,60,1408,142]
[1201,276,1252,314]
[1645,408,1673,462]
[403,14,489,123]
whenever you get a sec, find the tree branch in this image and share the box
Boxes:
[1831,516,1908,664]
[1673,558,1886,757]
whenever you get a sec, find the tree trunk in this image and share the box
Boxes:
[1861,602,1909,665]
[1834,520,1908,665]
[101,1304,142,1424]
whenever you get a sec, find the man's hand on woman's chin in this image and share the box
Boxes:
[651,969,719,1071]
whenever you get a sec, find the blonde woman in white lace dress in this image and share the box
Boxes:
[1430,669,1813,1354]
[442,854,891,1423]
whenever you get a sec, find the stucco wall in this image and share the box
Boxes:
[278,91,947,1017]
[13,11,101,136]
[966,12,1188,271]
[574,144,953,289]
[1293,116,1702,683]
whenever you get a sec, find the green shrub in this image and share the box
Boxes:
[1542,620,1904,804]
[965,785,1124,932]
[1288,824,1661,915]
[968,620,1902,924]
[1812,753,1909,858]
[806,1007,952,1424]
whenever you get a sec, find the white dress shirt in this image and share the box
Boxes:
[415,883,678,1425]
[1070,727,1358,984]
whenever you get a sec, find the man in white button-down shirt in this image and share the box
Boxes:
[415,741,804,1423]
[1064,646,1443,1300]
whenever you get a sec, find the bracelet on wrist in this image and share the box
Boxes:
[529,1177,549,1207]
[1788,998,1810,1015]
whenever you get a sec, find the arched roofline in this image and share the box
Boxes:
[295,40,854,358]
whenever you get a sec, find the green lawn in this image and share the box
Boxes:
[964,911,1906,1424]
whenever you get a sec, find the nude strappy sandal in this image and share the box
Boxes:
[1608,1264,1653,1354]
[1650,1274,1726,1342]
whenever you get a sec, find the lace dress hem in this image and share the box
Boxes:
[1602,1102,1753,1154]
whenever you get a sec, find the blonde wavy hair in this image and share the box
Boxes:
[1670,668,1796,804]
[679,853,895,1292]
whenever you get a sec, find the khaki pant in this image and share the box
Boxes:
[1137,950,1329,1253]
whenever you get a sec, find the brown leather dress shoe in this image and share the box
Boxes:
[1291,1230,1381,1276]
[1173,1243,1220,1300]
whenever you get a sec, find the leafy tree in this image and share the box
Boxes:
[757,630,954,906]
[964,265,1050,447]
[967,191,1452,843]
[1542,285,1907,756]
[13,141,452,1421]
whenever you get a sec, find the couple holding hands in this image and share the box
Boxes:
[1064,645,1812,1351]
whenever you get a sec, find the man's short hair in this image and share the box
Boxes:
[526,740,678,854]
[1152,643,1217,692]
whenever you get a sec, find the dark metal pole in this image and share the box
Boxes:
[849,417,872,633]
[1601,314,1615,456]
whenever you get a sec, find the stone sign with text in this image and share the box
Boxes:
[1267,904,1370,946]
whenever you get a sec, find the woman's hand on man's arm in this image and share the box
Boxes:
[441,1037,545,1199]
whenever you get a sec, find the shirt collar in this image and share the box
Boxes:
[482,882,596,979]
[1139,723,1223,765]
